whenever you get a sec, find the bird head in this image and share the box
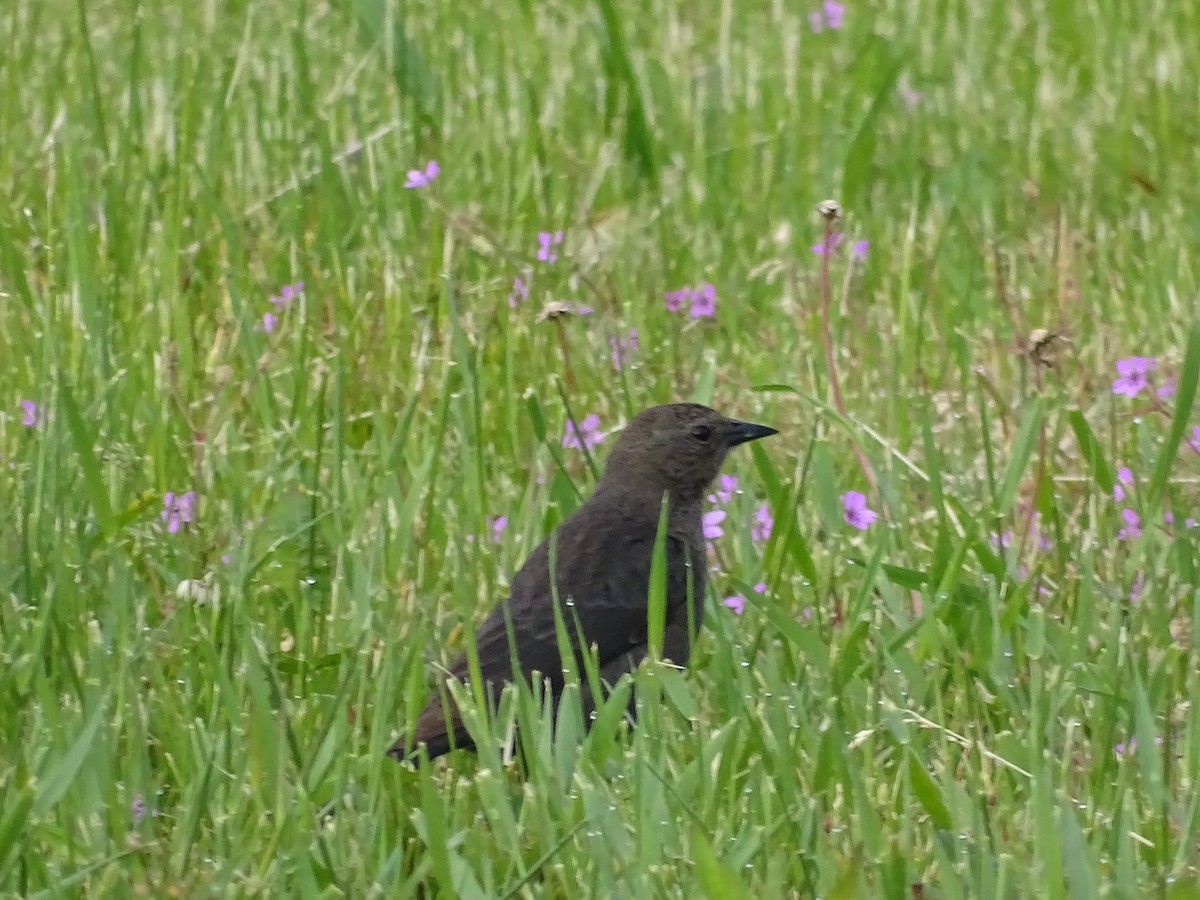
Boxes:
[599,403,777,503]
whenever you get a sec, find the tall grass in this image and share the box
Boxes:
[1,0,1198,895]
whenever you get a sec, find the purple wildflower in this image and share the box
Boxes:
[809,0,845,31]
[812,233,842,255]
[708,473,738,505]
[663,282,718,318]
[1117,508,1141,540]
[703,509,727,540]
[403,160,440,189]
[19,399,39,427]
[990,530,1013,549]
[1015,565,1052,597]
[1130,571,1145,603]
[720,580,768,619]
[1113,466,1133,502]
[1157,379,1176,399]
[689,282,717,318]
[1188,425,1200,454]
[811,231,868,259]
[131,791,147,824]
[487,515,507,542]
[562,413,604,451]
[608,328,639,370]
[663,288,689,312]
[507,274,529,308]
[841,491,878,530]
[263,281,303,331]
[270,281,304,310]
[720,578,766,617]
[751,502,773,542]
[536,230,564,263]
[1115,735,1164,757]
[161,490,197,534]
[1111,356,1156,397]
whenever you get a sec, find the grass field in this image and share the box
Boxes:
[2,0,1200,896]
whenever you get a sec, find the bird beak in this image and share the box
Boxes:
[726,419,778,446]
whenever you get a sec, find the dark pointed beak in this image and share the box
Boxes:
[727,419,778,447]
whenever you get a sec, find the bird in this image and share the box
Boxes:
[388,402,777,762]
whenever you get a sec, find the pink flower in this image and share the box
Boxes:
[708,473,738,505]
[404,160,440,188]
[1130,572,1145,603]
[811,231,868,259]
[1111,356,1156,397]
[161,490,197,534]
[562,413,604,450]
[537,230,564,263]
[270,281,304,310]
[19,399,39,427]
[1117,508,1141,540]
[263,281,303,331]
[507,274,529,308]
[663,288,689,312]
[608,329,639,370]
[841,491,877,530]
[725,582,767,616]
[702,509,727,540]
[131,791,147,825]
[487,516,507,541]
[751,502,773,542]
[1113,466,1133,502]
[1188,425,1200,455]
[663,282,718,318]
[809,0,845,31]
[689,282,717,318]
[1115,735,1163,757]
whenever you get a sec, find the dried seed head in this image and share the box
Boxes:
[1028,328,1071,368]
[538,300,577,322]
[816,199,842,221]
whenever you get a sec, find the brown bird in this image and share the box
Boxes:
[388,403,777,761]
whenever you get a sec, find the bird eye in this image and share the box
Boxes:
[691,424,713,442]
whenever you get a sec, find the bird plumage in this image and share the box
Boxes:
[388,403,776,761]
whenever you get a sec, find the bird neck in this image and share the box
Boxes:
[594,470,704,519]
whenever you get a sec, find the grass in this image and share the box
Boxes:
[2,0,1199,895]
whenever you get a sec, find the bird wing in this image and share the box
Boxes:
[395,508,703,759]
